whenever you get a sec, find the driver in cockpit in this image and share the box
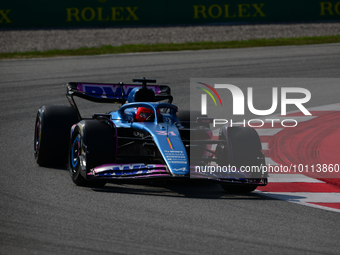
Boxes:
[135,107,161,122]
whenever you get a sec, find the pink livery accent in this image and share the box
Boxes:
[87,163,170,179]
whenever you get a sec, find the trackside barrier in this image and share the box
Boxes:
[1,0,340,29]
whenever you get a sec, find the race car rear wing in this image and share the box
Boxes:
[65,80,173,118]
[66,82,172,104]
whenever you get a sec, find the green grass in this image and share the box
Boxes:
[1,35,340,59]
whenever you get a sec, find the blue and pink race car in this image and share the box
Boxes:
[34,78,267,192]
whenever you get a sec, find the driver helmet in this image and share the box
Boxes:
[136,107,160,122]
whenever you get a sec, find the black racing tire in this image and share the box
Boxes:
[217,125,265,193]
[221,184,258,193]
[177,110,208,128]
[69,120,116,187]
[34,105,79,167]
[177,110,194,122]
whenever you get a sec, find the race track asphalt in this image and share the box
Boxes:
[1,44,340,254]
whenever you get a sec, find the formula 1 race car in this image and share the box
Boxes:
[34,78,267,192]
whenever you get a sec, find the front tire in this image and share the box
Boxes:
[34,105,79,167]
[216,126,265,193]
[69,120,116,187]
[220,184,258,193]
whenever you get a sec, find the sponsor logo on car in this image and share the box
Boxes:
[78,84,160,99]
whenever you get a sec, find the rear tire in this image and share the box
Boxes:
[34,105,79,167]
[69,120,116,187]
[177,110,208,128]
[221,184,258,193]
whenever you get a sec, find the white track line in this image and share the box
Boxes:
[256,128,283,136]
[265,157,279,165]
[268,174,324,183]
[255,191,340,213]
[262,116,315,123]
[261,143,269,150]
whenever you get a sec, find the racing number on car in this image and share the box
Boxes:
[156,131,176,136]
